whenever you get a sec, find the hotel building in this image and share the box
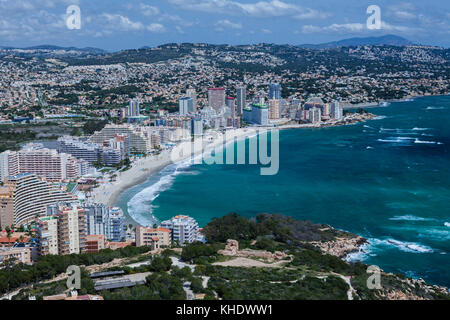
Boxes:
[1,173,76,227]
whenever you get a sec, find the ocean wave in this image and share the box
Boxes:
[414,139,443,145]
[377,138,414,144]
[127,160,193,226]
[412,127,431,131]
[426,106,445,110]
[345,237,434,263]
[375,238,434,253]
[389,215,435,222]
[445,222,450,228]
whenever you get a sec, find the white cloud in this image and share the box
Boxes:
[300,21,418,34]
[140,4,160,16]
[215,19,242,31]
[147,23,166,33]
[102,14,145,31]
[262,28,272,34]
[168,0,329,19]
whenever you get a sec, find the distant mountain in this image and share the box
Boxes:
[0,45,107,55]
[298,35,414,49]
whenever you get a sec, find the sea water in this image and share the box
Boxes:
[117,95,450,287]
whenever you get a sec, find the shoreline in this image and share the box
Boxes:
[89,127,261,225]
[91,111,379,226]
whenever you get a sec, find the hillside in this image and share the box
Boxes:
[7,214,449,301]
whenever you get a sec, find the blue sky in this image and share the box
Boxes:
[0,0,449,50]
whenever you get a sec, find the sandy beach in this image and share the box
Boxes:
[90,127,260,210]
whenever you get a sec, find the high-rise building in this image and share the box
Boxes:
[186,88,197,112]
[331,101,343,120]
[268,99,281,120]
[59,137,122,166]
[36,216,59,255]
[179,97,194,115]
[18,147,79,182]
[0,151,19,183]
[208,88,226,111]
[90,124,154,155]
[161,215,200,245]
[127,100,140,117]
[1,147,79,183]
[236,86,246,116]
[269,83,282,100]
[309,107,322,124]
[82,204,125,242]
[51,204,87,255]
[3,173,76,227]
[243,103,269,126]
[0,187,14,229]
[191,118,203,137]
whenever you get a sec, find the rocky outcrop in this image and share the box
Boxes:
[310,236,367,258]
[218,239,289,263]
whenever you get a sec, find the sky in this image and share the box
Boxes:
[0,0,449,51]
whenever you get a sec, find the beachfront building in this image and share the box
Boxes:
[1,147,79,183]
[82,204,126,242]
[1,173,76,227]
[191,118,203,137]
[268,99,281,120]
[208,88,226,112]
[90,124,153,155]
[58,136,123,166]
[331,101,343,120]
[18,147,79,182]
[308,107,322,124]
[0,151,19,183]
[136,226,171,250]
[304,96,325,113]
[243,103,269,126]
[161,215,200,245]
[236,86,246,116]
[0,187,14,229]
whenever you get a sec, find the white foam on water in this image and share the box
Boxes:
[379,238,434,253]
[127,159,193,226]
[414,139,442,145]
[389,215,435,222]
[445,222,450,228]
[426,106,445,110]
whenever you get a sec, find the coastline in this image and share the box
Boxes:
[89,127,261,225]
[90,111,379,226]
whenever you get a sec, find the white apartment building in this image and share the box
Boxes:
[161,215,200,245]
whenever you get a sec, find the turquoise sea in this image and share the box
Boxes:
[117,95,450,287]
